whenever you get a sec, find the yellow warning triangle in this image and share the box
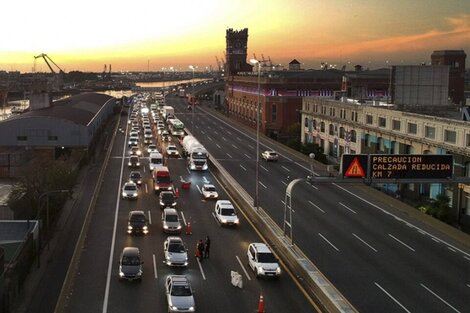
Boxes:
[345,157,365,177]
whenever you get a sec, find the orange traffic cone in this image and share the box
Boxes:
[257,294,265,313]
[186,222,192,235]
[175,188,180,198]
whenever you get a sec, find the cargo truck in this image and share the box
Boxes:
[182,136,208,171]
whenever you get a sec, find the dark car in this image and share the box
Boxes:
[128,156,141,168]
[161,130,171,142]
[159,191,176,209]
[129,171,143,185]
[118,247,143,281]
[127,211,149,235]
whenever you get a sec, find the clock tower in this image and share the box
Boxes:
[225,28,253,76]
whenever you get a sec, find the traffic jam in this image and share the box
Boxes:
[117,91,285,313]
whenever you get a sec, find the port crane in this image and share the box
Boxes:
[33,53,64,74]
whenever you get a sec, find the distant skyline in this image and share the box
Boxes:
[1,0,470,72]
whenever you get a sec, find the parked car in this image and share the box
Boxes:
[247,243,281,278]
[164,275,195,312]
[122,181,138,199]
[163,236,188,267]
[118,247,143,281]
[261,150,279,162]
[129,171,143,185]
[201,184,218,199]
[159,191,177,209]
[127,211,149,235]
[214,200,239,226]
[162,208,182,233]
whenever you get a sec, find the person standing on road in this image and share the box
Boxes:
[204,236,211,259]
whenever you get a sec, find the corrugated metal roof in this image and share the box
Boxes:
[8,92,113,126]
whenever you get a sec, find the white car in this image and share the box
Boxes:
[247,243,281,278]
[165,275,195,313]
[201,184,218,199]
[262,150,279,162]
[214,200,239,226]
[147,144,158,154]
[166,144,179,157]
[122,181,138,199]
[163,237,188,267]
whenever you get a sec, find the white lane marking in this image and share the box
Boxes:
[236,255,252,281]
[281,181,287,186]
[318,233,339,252]
[196,184,202,194]
[232,144,238,149]
[145,183,148,194]
[352,233,378,252]
[467,284,470,288]
[464,256,470,262]
[281,165,290,172]
[333,183,470,258]
[201,130,205,134]
[338,202,357,214]
[180,211,187,226]
[207,136,213,141]
[222,137,227,141]
[284,156,293,162]
[148,210,152,225]
[216,143,221,149]
[431,237,440,243]
[448,247,457,253]
[281,200,285,205]
[388,234,415,252]
[260,165,268,172]
[203,176,209,183]
[196,258,207,280]
[237,137,242,141]
[226,153,233,159]
[143,166,146,173]
[310,184,319,190]
[227,130,232,135]
[375,282,411,313]
[259,181,268,189]
[211,212,220,224]
[214,130,219,135]
[239,164,247,171]
[421,283,461,313]
[309,200,325,213]
[244,153,251,159]
[195,125,199,129]
[248,144,254,149]
[153,254,158,279]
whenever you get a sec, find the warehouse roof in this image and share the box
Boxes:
[7,93,114,126]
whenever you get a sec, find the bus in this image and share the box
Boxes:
[168,118,185,137]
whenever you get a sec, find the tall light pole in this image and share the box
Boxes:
[250,59,261,210]
[189,65,196,134]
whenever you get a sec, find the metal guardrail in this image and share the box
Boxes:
[207,153,358,313]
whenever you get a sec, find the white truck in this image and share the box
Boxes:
[182,136,208,171]
[162,105,175,121]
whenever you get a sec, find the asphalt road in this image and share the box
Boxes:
[63,100,316,313]
[172,94,470,313]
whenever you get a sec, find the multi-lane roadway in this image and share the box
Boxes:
[62,98,316,313]
[171,93,470,313]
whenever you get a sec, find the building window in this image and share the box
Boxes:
[444,130,456,143]
[304,117,309,127]
[312,119,317,130]
[350,130,357,143]
[271,104,277,122]
[329,124,335,135]
[339,127,345,139]
[425,126,436,139]
[378,137,385,151]
[364,134,370,147]
[320,122,325,132]
[392,120,401,131]
[48,136,58,141]
[17,136,27,141]
[467,134,470,147]
[366,114,373,125]
[408,123,417,135]
[378,117,386,128]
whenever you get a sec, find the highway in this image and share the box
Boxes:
[171,93,470,313]
[63,99,316,313]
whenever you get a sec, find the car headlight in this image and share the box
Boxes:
[168,186,172,190]
[163,225,169,229]
[171,306,178,311]
[221,219,227,224]
[133,193,138,197]
[203,164,208,170]
[128,162,131,166]
[119,271,124,277]
[155,186,160,190]
[257,266,265,274]
[136,162,140,166]
[160,201,164,205]
[143,226,148,230]
[137,180,142,184]
[188,307,195,312]
[276,267,281,274]
[172,202,176,206]
[128,225,133,230]
[176,225,182,229]
[234,218,240,224]
[190,164,196,170]
[122,192,127,197]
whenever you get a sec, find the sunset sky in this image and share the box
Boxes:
[1,0,470,72]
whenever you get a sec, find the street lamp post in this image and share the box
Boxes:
[189,65,196,134]
[38,189,70,252]
[250,59,261,210]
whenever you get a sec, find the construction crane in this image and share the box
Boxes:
[33,53,64,74]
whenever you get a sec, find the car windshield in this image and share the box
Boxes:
[121,255,140,266]
[270,152,277,156]
[130,214,145,223]
[130,157,139,162]
[165,214,178,222]
[171,285,192,297]
[130,172,141,179]
[205,186,216,192]
[151,158,162,164]
[161,193,174,201]
[258,252,277,263]
[221,208,236,216]
[168,243,185,253]
[124,185,137,191]
[157,176,171,183]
